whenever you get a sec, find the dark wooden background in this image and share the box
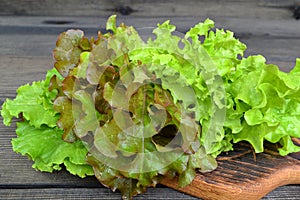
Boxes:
[0,0,300,199]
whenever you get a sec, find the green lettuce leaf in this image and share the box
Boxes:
[1,68,61,127]
[13,121,93,177]
[1,68,93,177]
[228,56,300,155]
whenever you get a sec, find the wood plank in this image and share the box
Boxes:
[1,32,299,63]
[0,187,200,200]
[265,185,300,199]
[0,0,113,16]
[0,56,52,104]
[241,36,300,72]
[0,35,298,75]
[0,0,294,20]
[0,186,299,200]
[2,16,300,38]
[1,16,300,68]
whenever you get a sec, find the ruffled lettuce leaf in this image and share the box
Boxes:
[228,57,300,155]
[1,68,61,127]
[13,121,93,177]
[2,15,300,200]
[50,15,300,199]
[1,68,93,177]
[53,29,92,77]
[51,15,217,199]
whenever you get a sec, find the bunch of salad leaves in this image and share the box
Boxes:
[1,15,300,199]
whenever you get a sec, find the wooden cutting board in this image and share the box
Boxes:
[161,140,300,200]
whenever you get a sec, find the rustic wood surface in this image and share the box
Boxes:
[162,143,300,200]
[1,0,300,199]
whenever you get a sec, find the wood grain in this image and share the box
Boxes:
[1,186,298,200]
[2,16,300,38]
[1,1,300,198]
[0,0,295,20]
[161,143,300,200]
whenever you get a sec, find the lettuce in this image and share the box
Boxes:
[1,68,93,177]
[13,121,93,177]
[228,57,300,155]
[1,15,300,199]
[1,69,60,128]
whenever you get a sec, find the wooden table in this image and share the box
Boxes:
[0,0,300,199]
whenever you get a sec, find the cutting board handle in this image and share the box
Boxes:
[162,141,300,200]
